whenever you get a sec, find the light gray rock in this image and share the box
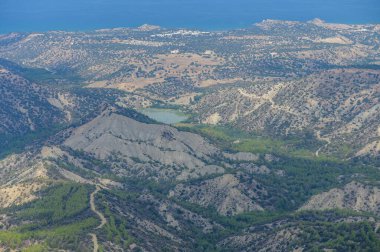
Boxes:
[300,181,380,216]
[170,174,264,216]
[64,111,225,180]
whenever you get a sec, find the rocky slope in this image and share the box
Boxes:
[218,213,379,252]
[193,68,380,157]
[64,108,268,182]
[300,181,380,215]
[0,66,64,138]
[64,108,226,180]
[170,174,265,216]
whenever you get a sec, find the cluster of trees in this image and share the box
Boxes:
[102,204,134,249]
[0,183,97,250]
[16,183,90,223]
[299,221,380,251]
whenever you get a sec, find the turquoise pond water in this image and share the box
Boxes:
[1,0,379,33]
[138,108,189,125]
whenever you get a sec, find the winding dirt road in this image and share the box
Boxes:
[89,233,99,252]
[88,185,107,252]
[90,185,107,229]
[315,130,331,157]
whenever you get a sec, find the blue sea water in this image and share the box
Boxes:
[0,0,379,34]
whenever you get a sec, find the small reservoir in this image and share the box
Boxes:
[138,108,189,124]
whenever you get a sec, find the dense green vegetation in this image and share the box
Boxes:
[176,124,328,160]
[0,217,97,251]
[102,205,134,249]
[18,67,83,86]
[0,58,83,86]
[97,190,134,249]
[174,198,284,232]
[297,216,380,251]
[0,125,64,159]
[15,183,91,223]
[0,183,97,251]
[253,156,379,211]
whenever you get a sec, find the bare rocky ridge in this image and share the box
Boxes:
[219,226,303,252]
[64,108,230,180]
[63,108,274,182]
[170,174,265,216]
[300,181,380,215]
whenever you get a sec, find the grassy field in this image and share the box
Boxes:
[176,123,335,161]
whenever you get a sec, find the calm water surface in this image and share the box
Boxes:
[0,0,379,33]
[138,108,189,125]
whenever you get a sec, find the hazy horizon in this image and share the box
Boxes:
[1,0,379,33]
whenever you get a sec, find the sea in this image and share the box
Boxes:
[0,0,379,34]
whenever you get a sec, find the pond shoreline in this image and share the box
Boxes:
[138,108,189,125]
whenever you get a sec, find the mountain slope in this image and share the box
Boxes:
[0,109,380,251]
[64,108,227,181]
[300,181,380,214]
[193,69,380,157]
[0,67,64,138]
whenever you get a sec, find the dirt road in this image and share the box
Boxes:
[90,185,107,229]
[88,185,107,252]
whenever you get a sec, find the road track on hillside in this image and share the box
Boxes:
[89,233,99,252]
[88,185,107,252]
[315,131,331,157]
[90,185,107,229]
